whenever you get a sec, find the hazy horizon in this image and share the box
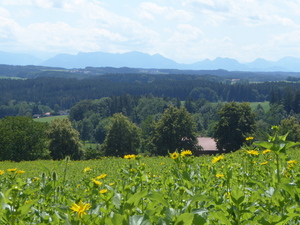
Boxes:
[1,1,300,64]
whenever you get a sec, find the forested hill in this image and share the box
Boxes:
[1,64,300,82]
[1,74,300,111]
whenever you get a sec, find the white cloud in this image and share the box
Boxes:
[1,0,300,62]
[139,2,192,22]
[0,7,10,17]
[0,16,20,43]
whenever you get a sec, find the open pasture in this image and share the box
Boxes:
[33,115,68,123]
[0,149,300,224]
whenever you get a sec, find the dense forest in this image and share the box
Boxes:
[1,72,300,117]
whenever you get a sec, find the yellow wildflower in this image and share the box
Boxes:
[247,150,259,155]
[109,183,115,186]
[70,200,91,218]
[97,174,107,179]
[212,155,224,163]
[83,167,92,173]
[32,177,39,182]
[124,154,136,159]
[91,179,102,186]
[180,150,193,157]
[170,152,179,159]
[160,162,165,165]
[260,161,268,165]
[245,137,254,141]
[263,149,271,154]
[288,160,297,165]
[216,174,225,178]
[16,170,25,174]
[7,168,17,172]
[99,189,108,194]
[0,170,4,175]
[224,192,231,199]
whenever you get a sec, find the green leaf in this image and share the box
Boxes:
[191,208,208,216]
[129,215,151,225]
[193,214,206,225]
[254,141,273,150]
[190,194,212,205]
[146,193,168,207]
[279,183,295,198]
[113,193,122,209]
[127,189,148,206]
[231,186,245,205]
[210,212,231,225]
[265,187,275,198]
[175,213,194,225]
[18,199,39,216]
[105,213,126,225]
[285,141,300,149]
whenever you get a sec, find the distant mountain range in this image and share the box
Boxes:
[1,51,300,72]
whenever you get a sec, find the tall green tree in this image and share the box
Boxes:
[279,116,300,142]
[213,102,256,152]
[0,116,49,161]
[47,118,83,160]
[103,113,141,157]
[147,106,198,155]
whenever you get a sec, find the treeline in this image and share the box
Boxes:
[1,97,300,161]
[68,94,300,145]
[270,87,300,114]
[1,74,300,118]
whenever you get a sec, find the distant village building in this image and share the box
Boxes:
[231,79,240,83]
[32,114,41,118]
[44,112,51,116]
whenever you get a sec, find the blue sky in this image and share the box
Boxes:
[0,0,300,63]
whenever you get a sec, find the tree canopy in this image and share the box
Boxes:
[103,113,141,157]
[213,102,256,152]
[0,116,49,161]
[47,118,83,160]
[147,106,198,155]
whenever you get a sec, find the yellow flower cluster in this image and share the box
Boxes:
[260,161,268,165]
[16,170,25,174]
[288,160,297,165]
[245,136,254,141]
[6,168,25,174]
[91,178,102,186]
[70,200,91,218]
[124,154,136,159]
[212,155,224,164]
[83,167,92,173]
[263,149,271,154]
[180,150,193,157]
[97,174,107,179]
[216,174,224,178]
[247,150,259,155]
[99,189,108,194]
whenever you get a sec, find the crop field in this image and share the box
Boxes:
[0,146,300,224]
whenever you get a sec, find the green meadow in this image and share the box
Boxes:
[0,146,300,224]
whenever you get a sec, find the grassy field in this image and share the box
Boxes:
[0,144,300,224]
[249,101,270,111]
[33,115,68,123]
